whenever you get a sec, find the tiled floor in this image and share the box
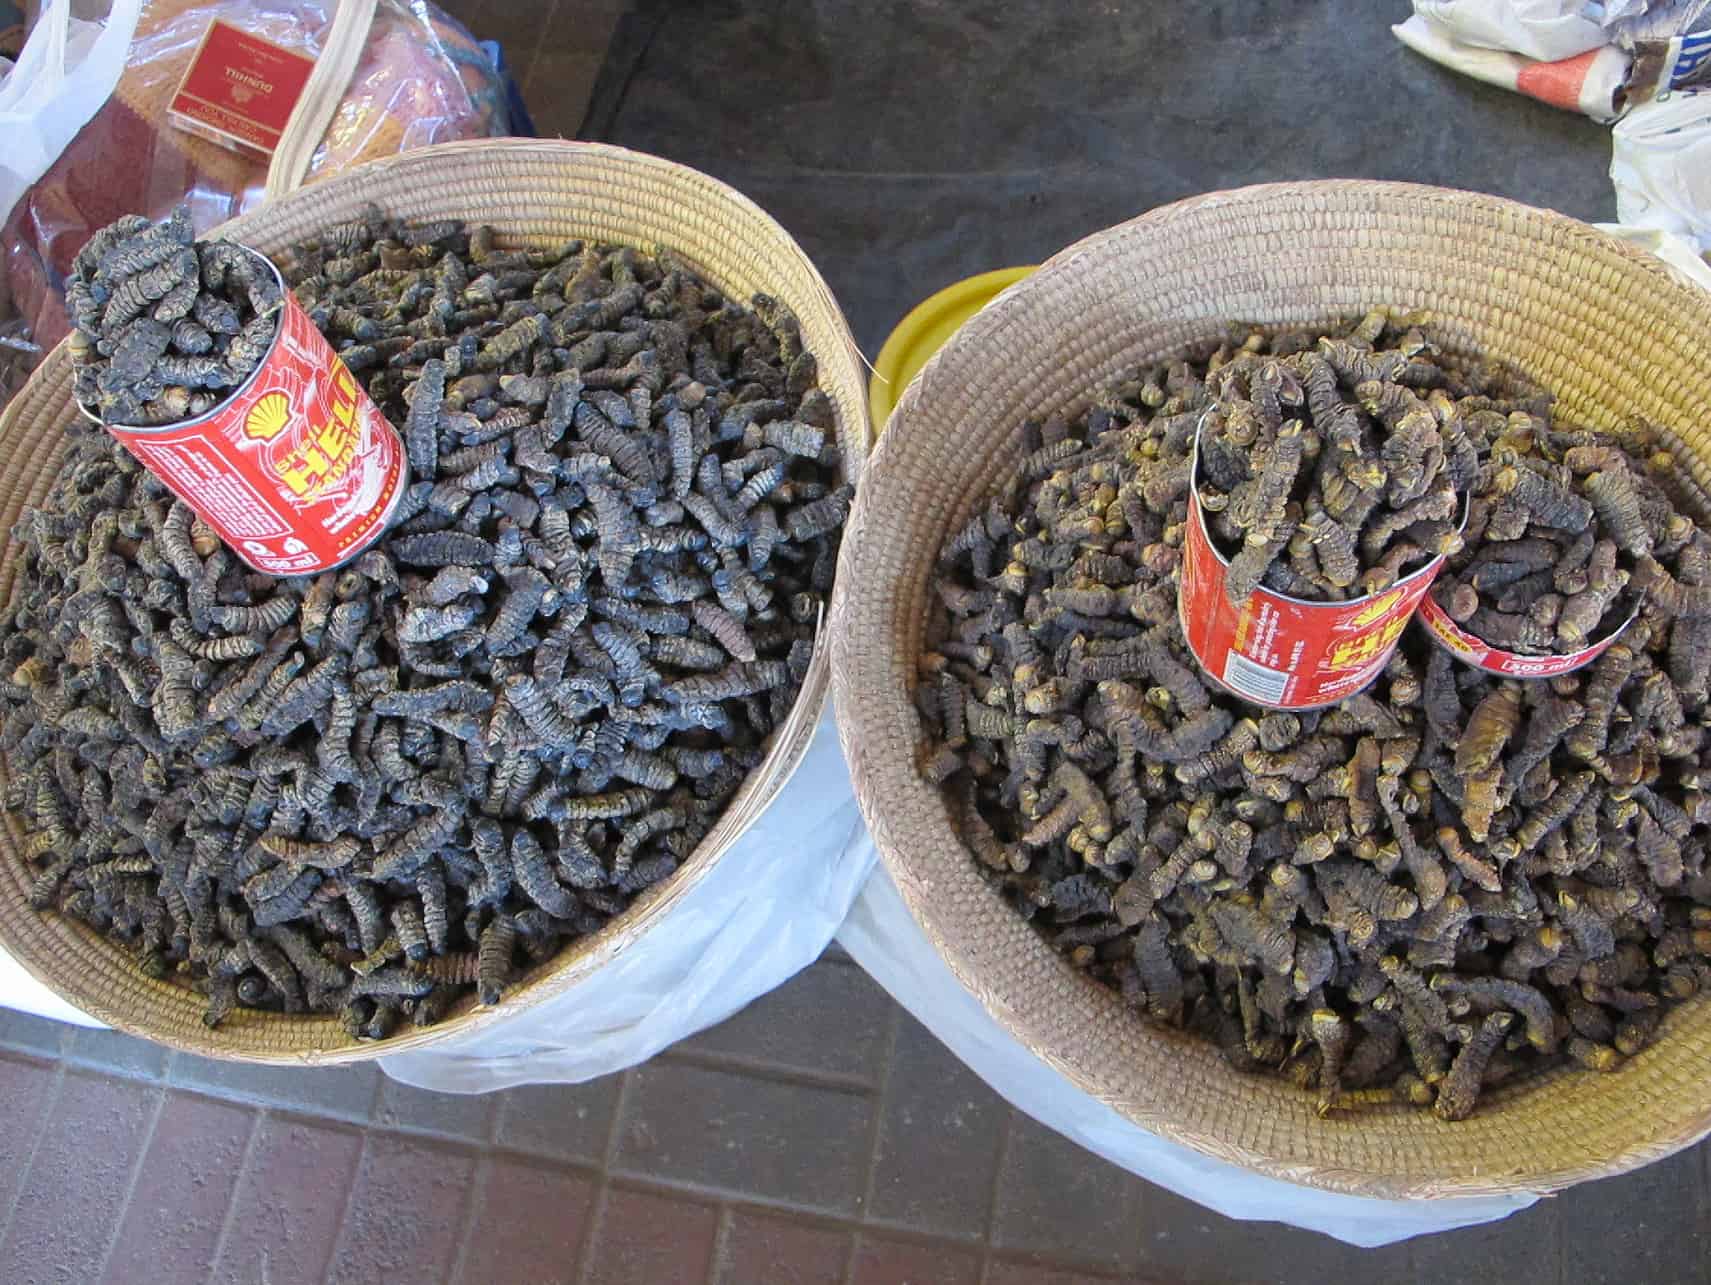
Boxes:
[3,957,1711,1284]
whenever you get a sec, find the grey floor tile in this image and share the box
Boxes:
[166,1050,380,1122]
[0,1053,64,1241]
[212,1113,364,1285]
[99,1092,257,1285]
[62,1025,169,1082]
[991,1112,1143,1273]
[984,1257,1139,1284]
[0,1069,160,1285]
[453,1155,594,1284]
[1131,1180,1417,1285]
[1554,1141,1711,1285]
[493,1074,623,1166]
[0,1007,71,1060]
[374,1073,498,1145]
[678,959,895,1084]
[849,1232,983,1284]
[868,1014,1008,1239]
[327,1133,479,1285]
[716,1206,852,1285]
[1411,1198,1559,1285]
[614,1059,874,1216]
[583,1184,720,1285]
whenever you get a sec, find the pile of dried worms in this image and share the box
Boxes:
[3,206,850,1039]
[65,207,284,427]
[920,313,1711,1119]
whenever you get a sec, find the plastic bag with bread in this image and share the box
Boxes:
[2,0,511,381]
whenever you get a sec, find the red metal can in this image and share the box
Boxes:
[85,248,408,576]
[1178,427,1461,709]
[1414,591,1636,679]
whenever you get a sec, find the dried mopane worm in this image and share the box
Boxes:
[916,310,1711,1120]
[66,208,285,426]
[1423,422,1694,656]
[1185,316,1474,607]
[2,208,850,1038]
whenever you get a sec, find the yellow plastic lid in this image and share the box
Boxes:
[868,266,1037,437]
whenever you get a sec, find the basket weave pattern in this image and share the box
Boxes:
[831,180,1711,1197]
[0,139,868,1063]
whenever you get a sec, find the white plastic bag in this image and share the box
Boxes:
[1393,14,1630,120]
[836,862,1540,1247]
[1602,0,1670,25]
[0,943,104,1027]
[1414,0,1607,62]
[0,0,142,227]
[1594,220,1711,289]
[1612,90,1711,250]
[378,709,876,1093]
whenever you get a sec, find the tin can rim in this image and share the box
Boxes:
[1186,407,1472,609]
[1418,583,1640,671]
[74,242,287,434]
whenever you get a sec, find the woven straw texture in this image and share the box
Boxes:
[0,139,867,1063]
[831,180,1711,1198]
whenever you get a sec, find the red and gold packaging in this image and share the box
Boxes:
[87,250,408,576]
[166,18,317,157]
[1177,426,1461,709]
[1414,592,1636,679]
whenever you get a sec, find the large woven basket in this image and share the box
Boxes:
[0,139,868,1062]
[831,180,1711,1198]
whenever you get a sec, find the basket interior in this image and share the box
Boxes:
[831,180,1711,1197]
[0,139,868,1062]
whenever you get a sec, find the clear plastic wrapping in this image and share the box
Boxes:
[2,0,512,395]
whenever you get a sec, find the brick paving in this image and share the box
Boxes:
[3,953,1711,1283]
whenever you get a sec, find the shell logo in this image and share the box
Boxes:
[243,392,292,442]
[1348,589,1402,630]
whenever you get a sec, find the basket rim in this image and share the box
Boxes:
[834,177,1711,1199]
[0,136,868,1063]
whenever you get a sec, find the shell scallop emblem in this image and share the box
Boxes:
[243,391,291,442]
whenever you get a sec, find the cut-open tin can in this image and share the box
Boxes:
[79,245,408,576]
[1414,590,1638,678]
[1178,419,1465,710]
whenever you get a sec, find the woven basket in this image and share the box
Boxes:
[831,180,1711,1198]
[0,139,868,1062]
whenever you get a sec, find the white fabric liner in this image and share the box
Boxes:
[838,861,1538,1247]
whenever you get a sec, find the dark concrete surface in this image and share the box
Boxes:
[6,3,1705,1283]
[581,1,1617,355]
